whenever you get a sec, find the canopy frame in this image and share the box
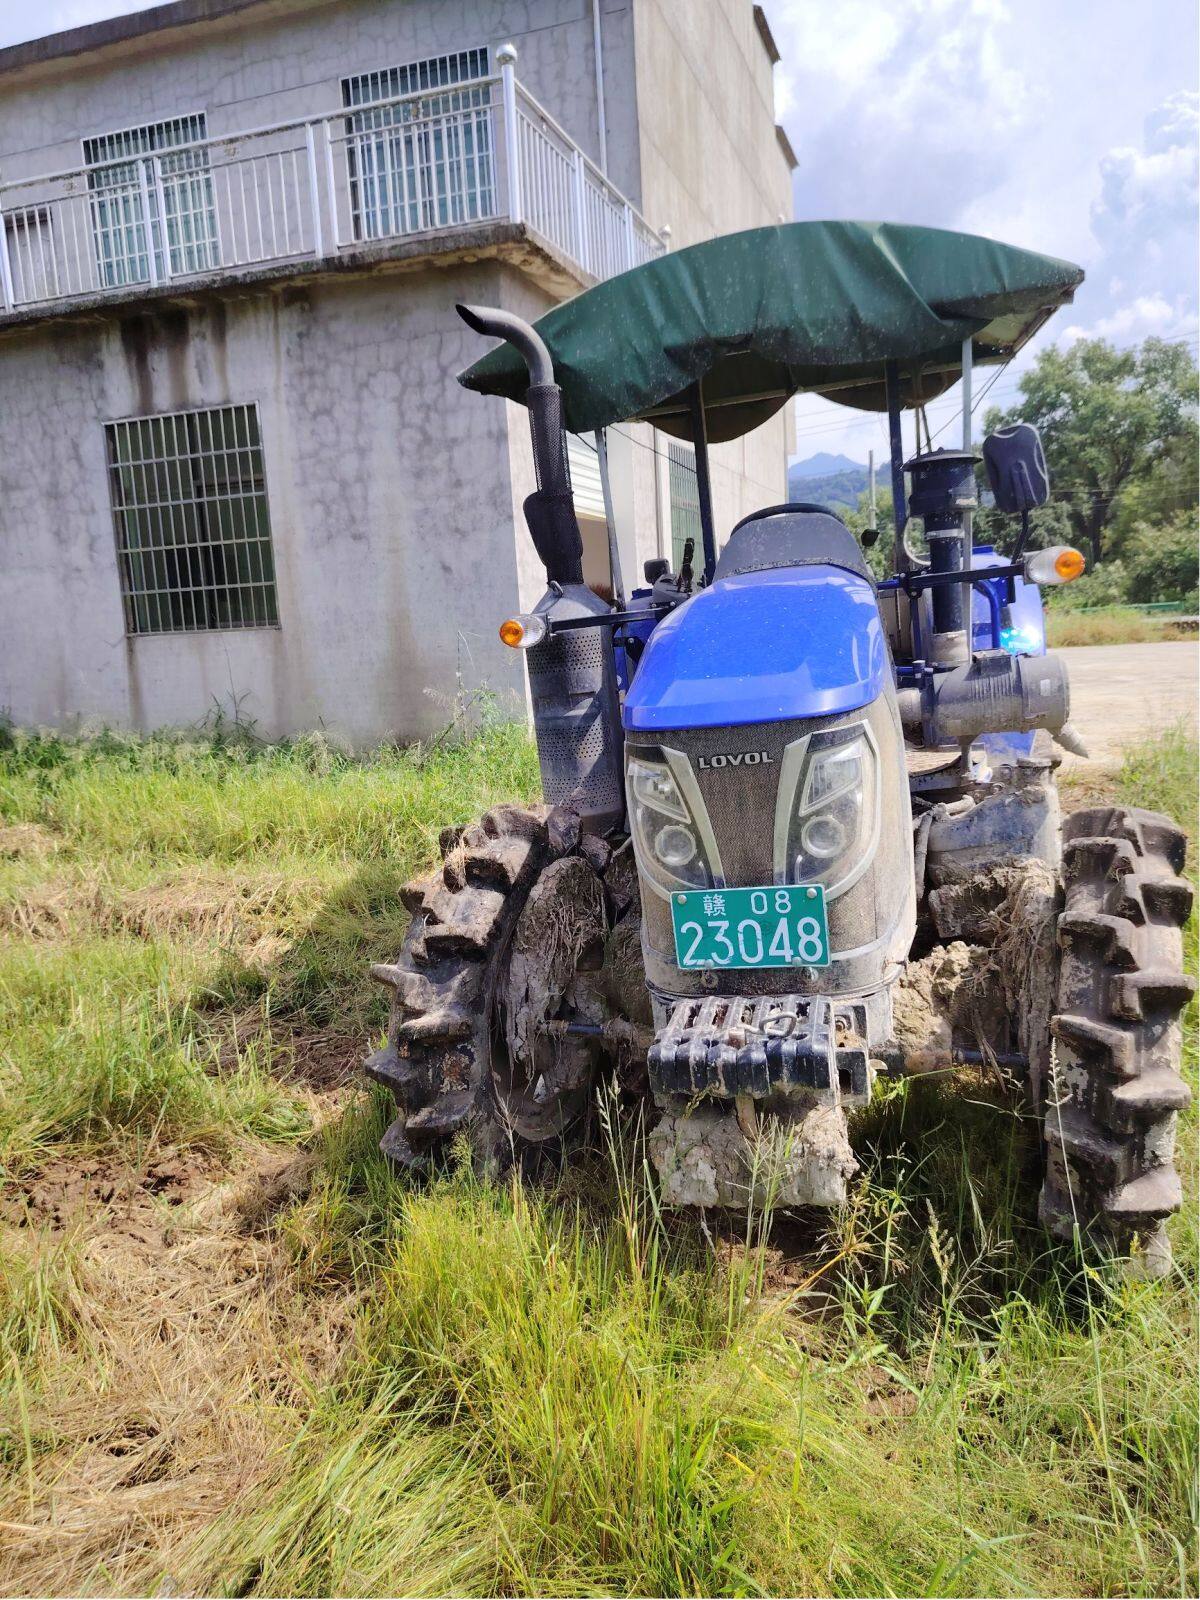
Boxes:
[687,380,719,582]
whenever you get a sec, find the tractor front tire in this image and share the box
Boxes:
[365,803,625,1174]
[1040,805,1194,1275]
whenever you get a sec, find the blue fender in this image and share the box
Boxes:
[623,565,889,733]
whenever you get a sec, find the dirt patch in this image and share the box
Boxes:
[928,861,1050,943]
[896,860,1058,1079]
[281,1029,364,1091]
[0,1135,352,1595]
[214,1005,364,1094]
[651,1100,857,1209]
[2,1146,219,1241]
[602,912,653,1026]
[503,855,608,1069]
[1059,766,1122,811]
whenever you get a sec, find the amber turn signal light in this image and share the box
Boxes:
[1054,547,1086,582]
[498,613,547,649]
[1023,545,1086,585]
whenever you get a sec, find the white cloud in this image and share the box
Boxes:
[1094,93,1198,241]
[770,0,1198,460]
[770,0,1034,224]
[1063,295,1198,346]
[1056,91,1200,348]
[1063,296,1166,342]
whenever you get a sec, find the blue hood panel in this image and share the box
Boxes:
[623,565,888,733]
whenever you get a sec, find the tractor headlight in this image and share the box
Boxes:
[627,755,717,894]
[776,724,880,898]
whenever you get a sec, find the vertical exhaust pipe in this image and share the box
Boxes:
[456,304,584,587]
[906,449,978,667]
[456,304,624,834]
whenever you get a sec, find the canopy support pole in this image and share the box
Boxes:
[884,359,908,573]
[594,428,625,607]
[687,380,718,583]
[961,335,974,551]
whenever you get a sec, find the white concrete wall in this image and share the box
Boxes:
[0,1,797,740]
[0,261,561,744]
[631,0,791,247]
[0,0,638,201]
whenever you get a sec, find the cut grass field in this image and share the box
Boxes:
[0,719,1195,1597]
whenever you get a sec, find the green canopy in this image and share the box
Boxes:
[459,220,1083,443]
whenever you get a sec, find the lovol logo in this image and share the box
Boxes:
[697,751,775,770]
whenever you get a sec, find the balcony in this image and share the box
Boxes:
[0,52,665,323]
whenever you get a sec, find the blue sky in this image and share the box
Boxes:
[2,0,1196,465]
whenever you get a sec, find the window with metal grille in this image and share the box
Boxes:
[341,48,494,239]
[84,113,219,287]
[667,441,702,571]
[105,404,278,636]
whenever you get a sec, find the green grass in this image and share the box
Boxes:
[0,723,1194,1596]
[1044,605,1185,648]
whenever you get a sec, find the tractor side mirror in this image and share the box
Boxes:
[982,422,1050,513]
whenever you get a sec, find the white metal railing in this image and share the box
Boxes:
[0,49,665,316]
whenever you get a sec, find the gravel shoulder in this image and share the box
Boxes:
[1056,641,1198,767]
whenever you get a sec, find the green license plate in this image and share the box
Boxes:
[670,884,830,971]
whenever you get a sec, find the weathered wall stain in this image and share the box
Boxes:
[118,315,156,415]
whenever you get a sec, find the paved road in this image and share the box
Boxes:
[1057,641,1198,766]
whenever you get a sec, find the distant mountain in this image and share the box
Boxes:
[789,452,865,479]
[787,454,869,511]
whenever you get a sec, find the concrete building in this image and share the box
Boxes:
[0,0,795,744]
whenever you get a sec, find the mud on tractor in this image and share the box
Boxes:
[365,222,1193,1274]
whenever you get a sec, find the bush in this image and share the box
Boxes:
[1123,510,1200,607]
[1047,559,1130,611]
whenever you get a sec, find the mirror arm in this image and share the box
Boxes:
[1011,507,1032,563]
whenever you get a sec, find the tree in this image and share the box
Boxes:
[1123,512,1200,607]
[983,337,1199,566]
[1109,430,1199,546]
[841,486,896,580]
[970,496,1074,555]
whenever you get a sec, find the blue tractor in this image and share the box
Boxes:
[366,223,1192,1274]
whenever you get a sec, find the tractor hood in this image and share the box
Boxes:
[622,566,888,733]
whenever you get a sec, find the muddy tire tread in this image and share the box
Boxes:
[1040,805,1194,1268]
[366,804,615,1170]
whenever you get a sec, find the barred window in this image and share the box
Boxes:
[667,440,702,571]
[84,113,219,287]
[105,404,279,635]
[342,48,490,108]
[341,49,494,239]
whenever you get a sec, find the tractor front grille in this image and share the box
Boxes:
[627,694,913,1001]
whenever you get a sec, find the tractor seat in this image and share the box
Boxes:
[715,503,873,584]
